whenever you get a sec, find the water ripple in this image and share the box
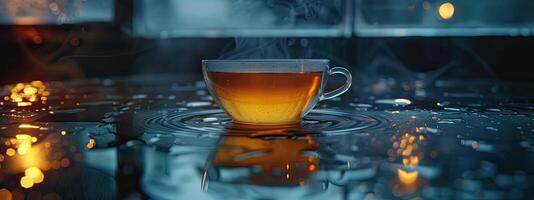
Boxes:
[140,109,391,138]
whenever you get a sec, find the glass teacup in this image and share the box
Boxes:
[202,59,351,125]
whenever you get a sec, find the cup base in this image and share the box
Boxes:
[232,121,301,129]
[227,121,307,136]
[230,121,302,136]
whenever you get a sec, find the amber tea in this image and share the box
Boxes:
[210,71,322,125]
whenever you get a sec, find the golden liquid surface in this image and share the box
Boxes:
[210,71,322,125]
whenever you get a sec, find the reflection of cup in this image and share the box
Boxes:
[202,59,352,125]
[207,125,319,186]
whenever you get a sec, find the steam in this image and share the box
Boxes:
[220,0,342,59]
[221,38,312,59]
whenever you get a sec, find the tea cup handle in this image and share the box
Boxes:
[320,67,352,100]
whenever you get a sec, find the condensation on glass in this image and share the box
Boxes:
[355,0,534,37]
[133,0,351,38]
[133,0,534,38]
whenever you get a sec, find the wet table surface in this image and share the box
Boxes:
[0,75,533,200]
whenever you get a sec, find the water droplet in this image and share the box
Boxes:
[49,108,86,114]
[202,117,218,123]
[132,94,148,99]
[350,103,372,108]
[486,127,499,131]
[444,107,461,111]
[417,127,440,133]
[186,101,211,107]
[375,99,412,106]
[437,101,450,107]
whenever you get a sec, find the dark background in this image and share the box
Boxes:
[1,0,534,85]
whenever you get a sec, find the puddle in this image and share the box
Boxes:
[0,78,533,199]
